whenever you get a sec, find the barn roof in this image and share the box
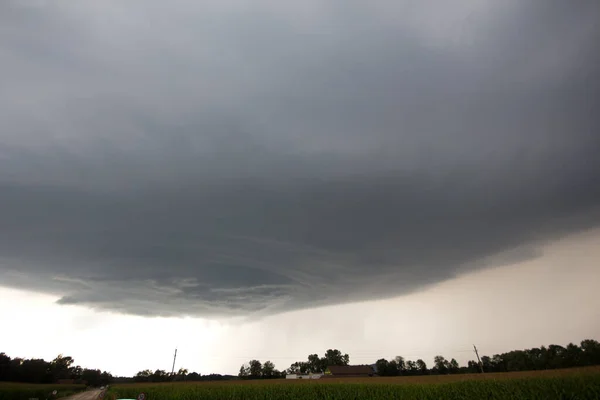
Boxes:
[326,365,374,375]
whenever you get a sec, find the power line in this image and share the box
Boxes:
[197,349,478,360]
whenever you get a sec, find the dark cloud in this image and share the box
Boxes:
[1,0,599,317]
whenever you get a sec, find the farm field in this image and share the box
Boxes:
[106,366,600,400]
[0,383,86,400]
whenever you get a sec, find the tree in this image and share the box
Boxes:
[83,369,104,386]
[151,369,168,382]
[187,372,201,381]
[238,364,249,379]
[387,360,399,376]
[416,359,428,375]
[286,361,310,375]
[71,365,83,381]
[174,368,188,381]
[9,358,23,382]
[285,363,299,375]
[467,360,480,373]
[449,359,459,374]
[491,355,505,372]
[527,347,546,370]
[405,360,417,376]
[480,356,494,373]
[286,349,349,376]
[100,371,113,385]
[564,343,582,367]
[375,359,389,376]
[581,339,600,365]
[394,356,406,375]
[262,361,275,378]
[546,345,566,369]
[433,356,448,375]
[248,360,262,379]
[50,355,75,381]
[323,349,349,367]
[239,360,282,379]
[20,359,51,383]
[0,353,11,381]
[308,354,326,373]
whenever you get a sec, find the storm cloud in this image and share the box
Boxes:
[1,0,599,317]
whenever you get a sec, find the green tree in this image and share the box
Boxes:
[416,359,428,375]
[50,355,75,381]
[375,359,389,376]
[173,368,188,381]
[20,359,51,383]
[323,349,349,366]
[564,343,582,367]
[405,360,417,376]
[546,345,566,369]
[262,361,275,378]
[70,365,83,381]
[581,339,600,365]
[0,353,11,381]
[492,355,504,372]
[449,359,459,374]
[433,356,448,375]
[387,360,399,376]
[9,358,23,382]
[394,356,406,375]
[238,364,250,379]
[307,354,325,373]
[151,369,168,382]
[100,371,112,385]
[285,363,299,375]
[83,369,104,386]
[467,360,480,373]
[248,360,262,379]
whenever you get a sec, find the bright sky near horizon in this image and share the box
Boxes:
[1,0,599,377]
[2,229,599,376]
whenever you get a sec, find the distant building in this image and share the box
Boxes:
[285,373,323,380]
[324,365,374,377]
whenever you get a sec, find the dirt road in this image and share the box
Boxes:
[62,389,103,400]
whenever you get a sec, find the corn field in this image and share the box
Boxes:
[106,373,600,400]
[0,383,85,400]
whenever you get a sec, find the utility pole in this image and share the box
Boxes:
[171,348,178,376]
[473,344,484,373]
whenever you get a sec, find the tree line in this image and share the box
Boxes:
[238,349,351,379]
[0,353,112,386]
[3,339,599,384]
[132,368,235,382]
[376,339,600,376]
[0,352,235,385]
[237,339,600,379]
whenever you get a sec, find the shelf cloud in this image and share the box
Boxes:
[1,0,599,317]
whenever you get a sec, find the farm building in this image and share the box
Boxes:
[285,373,323,380]
[324,365,375,377]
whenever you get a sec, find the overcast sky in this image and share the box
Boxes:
[1,0,599,375]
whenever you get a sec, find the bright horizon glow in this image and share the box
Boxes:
[2,229,599,377]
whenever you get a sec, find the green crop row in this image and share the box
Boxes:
[107,375,600,400]
[0,384,86,400]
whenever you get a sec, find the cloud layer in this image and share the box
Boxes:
[1,0,599,317]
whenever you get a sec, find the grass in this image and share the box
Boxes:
[106,366,600,400]
[0,383,86,400]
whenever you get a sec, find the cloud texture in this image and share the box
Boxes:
[1,0,599,316]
